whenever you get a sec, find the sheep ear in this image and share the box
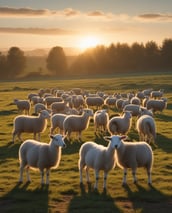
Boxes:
[104,136,112,141]
[50,135,54,139]
[120,135,127,140]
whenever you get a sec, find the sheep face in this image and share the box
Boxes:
[124,111,132,119]
[40,110,51,119]
[50,134,66,148]
[104,135,127,149]
[84,109,94,117]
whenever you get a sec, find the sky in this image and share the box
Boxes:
[0,0,172,51]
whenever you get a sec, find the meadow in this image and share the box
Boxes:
[0,73,172,213]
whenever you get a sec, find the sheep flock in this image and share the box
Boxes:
[10,87,168,189]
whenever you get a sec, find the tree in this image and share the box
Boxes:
[0,52,7,79]
[46,46,67,76]
[161,38,172,70]
[7,47,26,78]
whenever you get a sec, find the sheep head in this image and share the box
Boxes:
[104,135,127,149]
[50,134,66,148]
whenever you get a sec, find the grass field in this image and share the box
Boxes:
[0,73,172,213]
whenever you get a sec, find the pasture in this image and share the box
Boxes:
[0,73,172,213]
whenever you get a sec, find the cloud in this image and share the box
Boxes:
[0,7,52,16]
[0,27,76,35]
[138,13,172,22]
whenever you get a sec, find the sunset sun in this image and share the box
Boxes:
[79,36,100,50]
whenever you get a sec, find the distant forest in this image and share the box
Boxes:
[0,38,172,80]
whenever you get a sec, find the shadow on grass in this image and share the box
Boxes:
[0,182,49,213]
[67,183,121,213]
[123,183,172,213]
[0,142,20,161]
[156,133,172,153]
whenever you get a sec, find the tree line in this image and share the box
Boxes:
[0,38,172,80]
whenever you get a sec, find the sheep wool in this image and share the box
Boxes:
[18,134,66,185]
[12,110,50,143]
[78,137,117,189]
[106,135,153,185]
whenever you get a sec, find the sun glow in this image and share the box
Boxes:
[79,36,101,50]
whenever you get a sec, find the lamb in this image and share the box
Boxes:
[78,137,117,189]
[146,98,167,113]
[14,99,31,115]
[105,135,153,185]
[12,110,50,143]
[63,108,93,140]
[93,109,109,132]
[18,134,66,185]
[108,111,132,135]
[136,115,156,145]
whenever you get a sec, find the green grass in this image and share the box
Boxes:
[0,73,172,213]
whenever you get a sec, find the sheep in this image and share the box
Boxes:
[108,111,132,135]
[104,96,116,108]
[130,96,141,105]
[34,103,47,114]
[44,96,63,106]
[136,115,156,145]
[150,89,164,99]
[14,99,31,115]
[50,113,67,135]
[31,96,44,105]
[50,101,67,114]
[93,109,109,133]
[85,97,104,109]
[18,134,66,185]
[12,110,50,143]
[105,135,153,185]
[63,108,93,140]
[123,104,141,117]
[78,137,117,190]
[146,98,167,113]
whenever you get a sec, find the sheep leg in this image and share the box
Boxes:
[122,168,127,186]
[94,170,99,189]
[26,166,31,183]
[147,168,152,185]
[132,169,137,184]
[78,131,82,140]
[17,133,23,142]
[85,166,90,183]
[19,165,24,183]
[46,169,50,185]
[40,170,44,185]
[103,172,108,189]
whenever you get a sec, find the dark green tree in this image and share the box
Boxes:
[46,46,67,76]
[0,52,7,79]
[161,38,172,70]
[7,47,26,78]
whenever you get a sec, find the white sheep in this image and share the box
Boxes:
[14,99,31,115]
[150,89,164,99]
[63,108,93,140]
[146,98,167,113]
[123,104,141,116]
[108,111,132,135]
[85,97,104,109]
[105,135,153,185]
[18,134,66,185]
[50,101,67,114]
[136,115,156,145]
[50,113,67,135]
[12,110,50,143]
[78,137,117,189]
[94,109,109,132]
[34,103,47,114]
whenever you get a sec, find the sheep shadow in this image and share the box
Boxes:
[0,182,49,213]
[0,141,20,161]
[123,183,172,213]
[156,133,172,153]
[67,183,121,213]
